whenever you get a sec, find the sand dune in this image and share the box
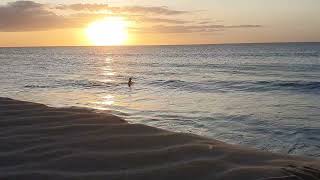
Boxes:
[0,97,319,180]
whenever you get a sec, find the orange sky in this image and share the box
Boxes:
[0,0,319,47]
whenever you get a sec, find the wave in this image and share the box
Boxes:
[24,79,121,89]
[255,81,320,89]
[237,52,320,58]
[149,80,320,94]
[24,85,55,89]
[24,79,320,94]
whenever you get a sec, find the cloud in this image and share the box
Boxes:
[56,4,188,15]
[140,25,262,34]
[0,1,67,31]
[132,16,189,24]
[0,1,263,33]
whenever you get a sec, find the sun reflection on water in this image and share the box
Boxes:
[102,95,115,106]
[102,57,115,77]
[95,57,117,108]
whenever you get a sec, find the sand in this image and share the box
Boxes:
[0,97,319,180]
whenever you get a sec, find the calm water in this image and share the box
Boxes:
[1,43,320,157]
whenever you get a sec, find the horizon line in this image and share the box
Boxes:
[1,41,320,48]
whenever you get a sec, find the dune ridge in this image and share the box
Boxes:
[0,97,319,180]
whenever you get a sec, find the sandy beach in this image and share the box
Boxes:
[0,97,319,180]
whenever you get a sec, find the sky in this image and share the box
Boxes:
[0,0,319,47]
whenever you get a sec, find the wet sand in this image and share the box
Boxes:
[0,97,319,180]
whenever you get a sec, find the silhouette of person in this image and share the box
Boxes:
[128,77,134,87]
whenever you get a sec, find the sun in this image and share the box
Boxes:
[86,17,128,46]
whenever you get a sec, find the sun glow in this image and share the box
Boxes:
[86,17,128,46]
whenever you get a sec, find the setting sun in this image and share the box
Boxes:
[86,17,128,46]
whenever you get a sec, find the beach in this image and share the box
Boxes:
[1,97,319,180]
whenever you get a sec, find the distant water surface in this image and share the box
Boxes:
[0,43,319,157]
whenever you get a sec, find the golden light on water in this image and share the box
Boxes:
[102,95,115,106]
[86,17,129,46]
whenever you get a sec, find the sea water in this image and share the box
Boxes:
[0,43,319,157]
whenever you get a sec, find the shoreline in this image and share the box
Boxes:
[1,97,319,180]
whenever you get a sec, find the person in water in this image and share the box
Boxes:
[128,77,134,87]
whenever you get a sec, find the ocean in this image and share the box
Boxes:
[0,43,319,157]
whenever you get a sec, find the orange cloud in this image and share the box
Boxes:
[56,4,189,15]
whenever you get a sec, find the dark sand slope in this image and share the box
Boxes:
[0,97,319,180]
